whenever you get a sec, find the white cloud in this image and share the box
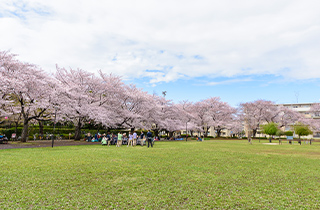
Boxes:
[207,78,253,86]
[1,0,320,83]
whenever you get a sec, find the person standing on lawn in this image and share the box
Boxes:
[133,131,137,146]
[147,130,153,148]
[139,131,145,146]
[106,132,111,146]
[128,132,133,147]
[117,132,123,147]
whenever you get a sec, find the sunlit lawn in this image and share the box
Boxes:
[1,140,320,209]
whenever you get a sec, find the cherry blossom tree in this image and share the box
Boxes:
[176,100,198,139]
[143,94,170,136]
[2,50,311,143]
[0,51,56,142]
[142,95,186,138]
[193,99,211,137]
[5,103,22,134]
[161,102,186,137]
[193,97,237,137]
[113,84,152,130]
[204,97,237,137]
[239,100,306,140]
[55,66,124,140]
[276,105,304,129]
[229,115,244,138]
[306,103,320,131]
[239,100,275,138]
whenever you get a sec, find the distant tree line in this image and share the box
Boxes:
[1,51,319,142]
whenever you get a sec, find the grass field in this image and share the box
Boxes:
[1,140,320,209]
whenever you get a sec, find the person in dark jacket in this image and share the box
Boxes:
[146,130,153,148]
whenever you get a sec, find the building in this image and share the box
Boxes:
[279,103,319,138]
[180,102,319,139]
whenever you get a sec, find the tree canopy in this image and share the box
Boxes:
[0,50,314,142]
[261,122,279,136]
[294,123,313,138]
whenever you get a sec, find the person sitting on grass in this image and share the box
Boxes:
[140,131,144,140]
[101,136,107,146]
[196,135,202,141]
[87,132,91,142]
[137,133,145,146]
[122,133,128,145]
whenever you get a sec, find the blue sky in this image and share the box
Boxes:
[1,0,320,107]
[131,75,320,107]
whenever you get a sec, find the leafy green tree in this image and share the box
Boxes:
[261,122,279,143]
[284,131,293,136]
[276,130,285,144]
[294,123,313,141]
[276,130,284,138]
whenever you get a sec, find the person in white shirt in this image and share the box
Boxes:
[128,132,133,147]
[133,131,137,146]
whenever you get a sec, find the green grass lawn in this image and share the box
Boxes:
[1,140,320,209]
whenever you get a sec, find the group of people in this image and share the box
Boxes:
[86,130,156,148]
[0,133,8,144]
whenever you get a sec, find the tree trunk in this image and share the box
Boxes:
[253,129,257,137]
[153,129,159,137]
[39,121,44,136]
[169,131,174,138]
[74,119,82,140]
[15,121,19,134]
[130,127,135,132]
[21,119,29,142]
[203,127,209,137]
[216,129,222,137]
[190,130,194,137]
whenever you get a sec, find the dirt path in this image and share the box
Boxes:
[0,140,101,150]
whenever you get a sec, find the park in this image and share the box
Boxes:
[1,139,319,209]
[1,46,320,210]
[1,1,320,208]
